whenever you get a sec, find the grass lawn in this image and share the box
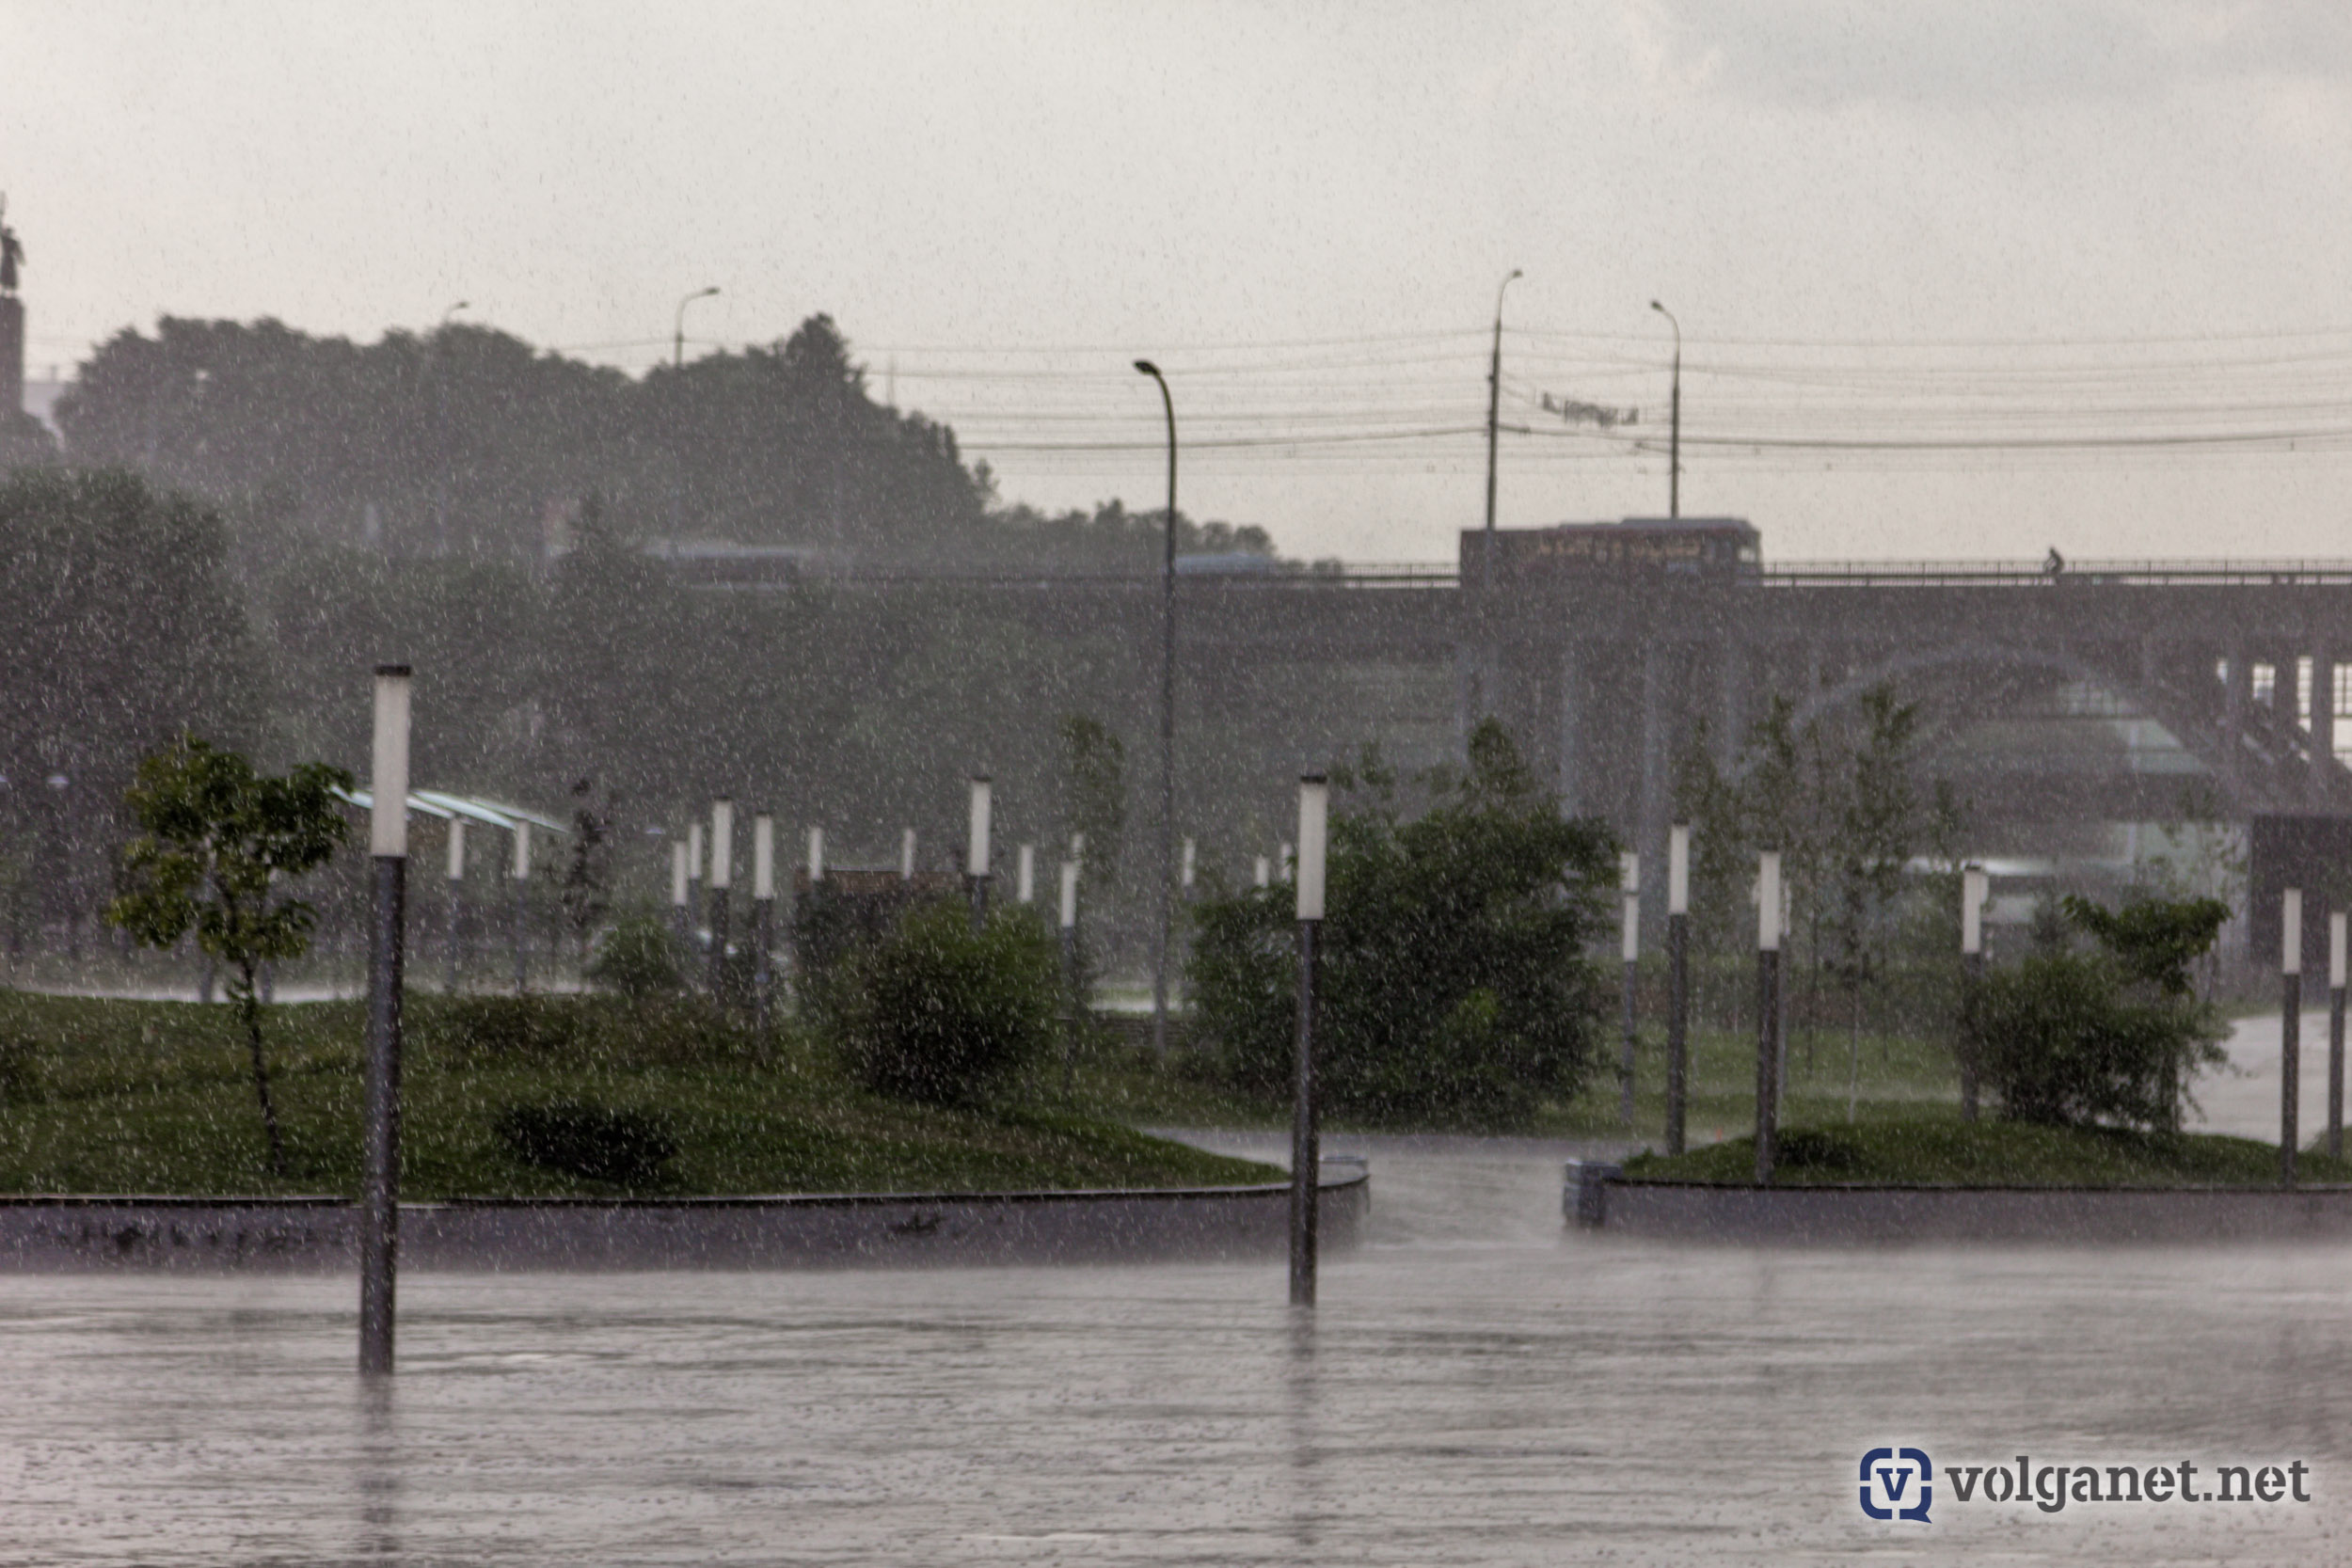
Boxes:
[0,990,1280,1197]
[1619,1115,2352,1188]
[1062,1013,1970,1142]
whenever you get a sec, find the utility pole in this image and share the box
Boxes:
[1650,300,1681,518]
[1482,270,1522,591]
[1134,359,1178,1057]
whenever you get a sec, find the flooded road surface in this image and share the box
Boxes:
[4,1133,2349,1565]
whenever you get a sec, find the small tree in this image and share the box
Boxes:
[826,899,1059,1104]
[1969,893,2230,1131]
[106,736,351,1176]
[1188,721,1616,1127]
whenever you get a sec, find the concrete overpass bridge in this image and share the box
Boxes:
[691,521,2352,934]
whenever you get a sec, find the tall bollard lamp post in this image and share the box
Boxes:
[752,813,775,1033]
[967,776,993,931]
[2331,909,2347,1161]
[1755,849,1782,1187]
[443,817,466,995]
[900,827,915,880]
[707,799,734,998]
[1017,843,1035,905]
[807,825,825,886]
[1961,864,1988,1122]
[2282,888,2302,1188]
[1058,858,1080,1096]
[1619,851,1640,1126]
[510,820,532,993]
[360,664,410,1377]
[670,838,691,950]
[1134,359,1178,1060]
[1289,773,1328,1307]
[1666,824,1690,1156]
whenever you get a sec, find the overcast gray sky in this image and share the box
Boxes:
[6,0,2350,562]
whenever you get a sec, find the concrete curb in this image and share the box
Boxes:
[0,1169,1369,1272]
[1565,1161,2352,1243]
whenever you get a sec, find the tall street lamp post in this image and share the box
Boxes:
[443,817,466,995]
[1134,359,1178,1056]
[1755,849,1783,1187]
[1649,301,1681,518]
[2283,888,2303,1189]
[1619,852,1639,1126]
[1666,824,1691,1156]
[1289,774,1329,1307]
[360,664,411,1377]
[2331,910,2347,1161]
[674,286,720,371]
[707,799,734,1000]
[1961,865,1988,1122]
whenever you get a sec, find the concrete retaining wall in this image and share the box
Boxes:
[1567,1162,2352,1243]
[0,1171,1368,1272]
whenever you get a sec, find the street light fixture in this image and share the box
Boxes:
[1134,358,1178,1058]
[674,286,721,371]
[1649,300,1681,519]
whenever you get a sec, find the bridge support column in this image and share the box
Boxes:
[1719,639,1747,766]
[1640,641,1671,916]
[2313,648,2336,805]
[1557,642,1582,815]
[1452,642,1476,765]
[2223,641,2249,801]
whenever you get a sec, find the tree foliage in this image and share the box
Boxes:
[1970,893,2229,1130]
[1187,721,1616,1128]
[824,899,1060,1105]
[105,736,352,1173]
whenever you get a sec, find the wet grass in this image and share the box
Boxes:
[1062,1014,1969,1141]
[1619,1117,2352,1188]
[0,990,1281,1197]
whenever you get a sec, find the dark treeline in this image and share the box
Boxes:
[51,311,1274,572]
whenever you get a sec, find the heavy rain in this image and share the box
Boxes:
[5,6,2352,1564]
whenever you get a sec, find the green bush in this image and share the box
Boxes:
[586,912,688,1002]
[825,898,1059,1104]
[493,1100,678,1187]
[416,992,762,1069]
[0,1028,38,1103]
[1972,950,2225,1130]
[1187,722,1616,1127]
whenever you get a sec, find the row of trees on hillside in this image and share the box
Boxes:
[47,311,1279,573]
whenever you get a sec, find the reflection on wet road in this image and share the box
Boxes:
[1,1133,2345,1564]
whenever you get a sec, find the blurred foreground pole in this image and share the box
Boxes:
[1666,824,1690,1156]
[670,839,691,950]
[1755,849,1782,1187]
[1290,773,1327,1307]
[966,776,993,933]
[510,820,531,993]
[443,818,465,995]
[1618,852,1639,1126]
[752,813,774,1033]
[2330,910,2346,1161]
[1961,865,1988,1123]
[361,664,411,1378]
[2282,888,2302,1188]
[1058,859,1080,1097]
[707,799,734,999]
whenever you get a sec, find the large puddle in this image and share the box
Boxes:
[2,1131,2344,1564]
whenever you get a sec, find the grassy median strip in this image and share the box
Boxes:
[0,990,1281,1198]
[1620,1117,2352,1188]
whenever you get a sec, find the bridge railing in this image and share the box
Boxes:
[1759,560,2352,587]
